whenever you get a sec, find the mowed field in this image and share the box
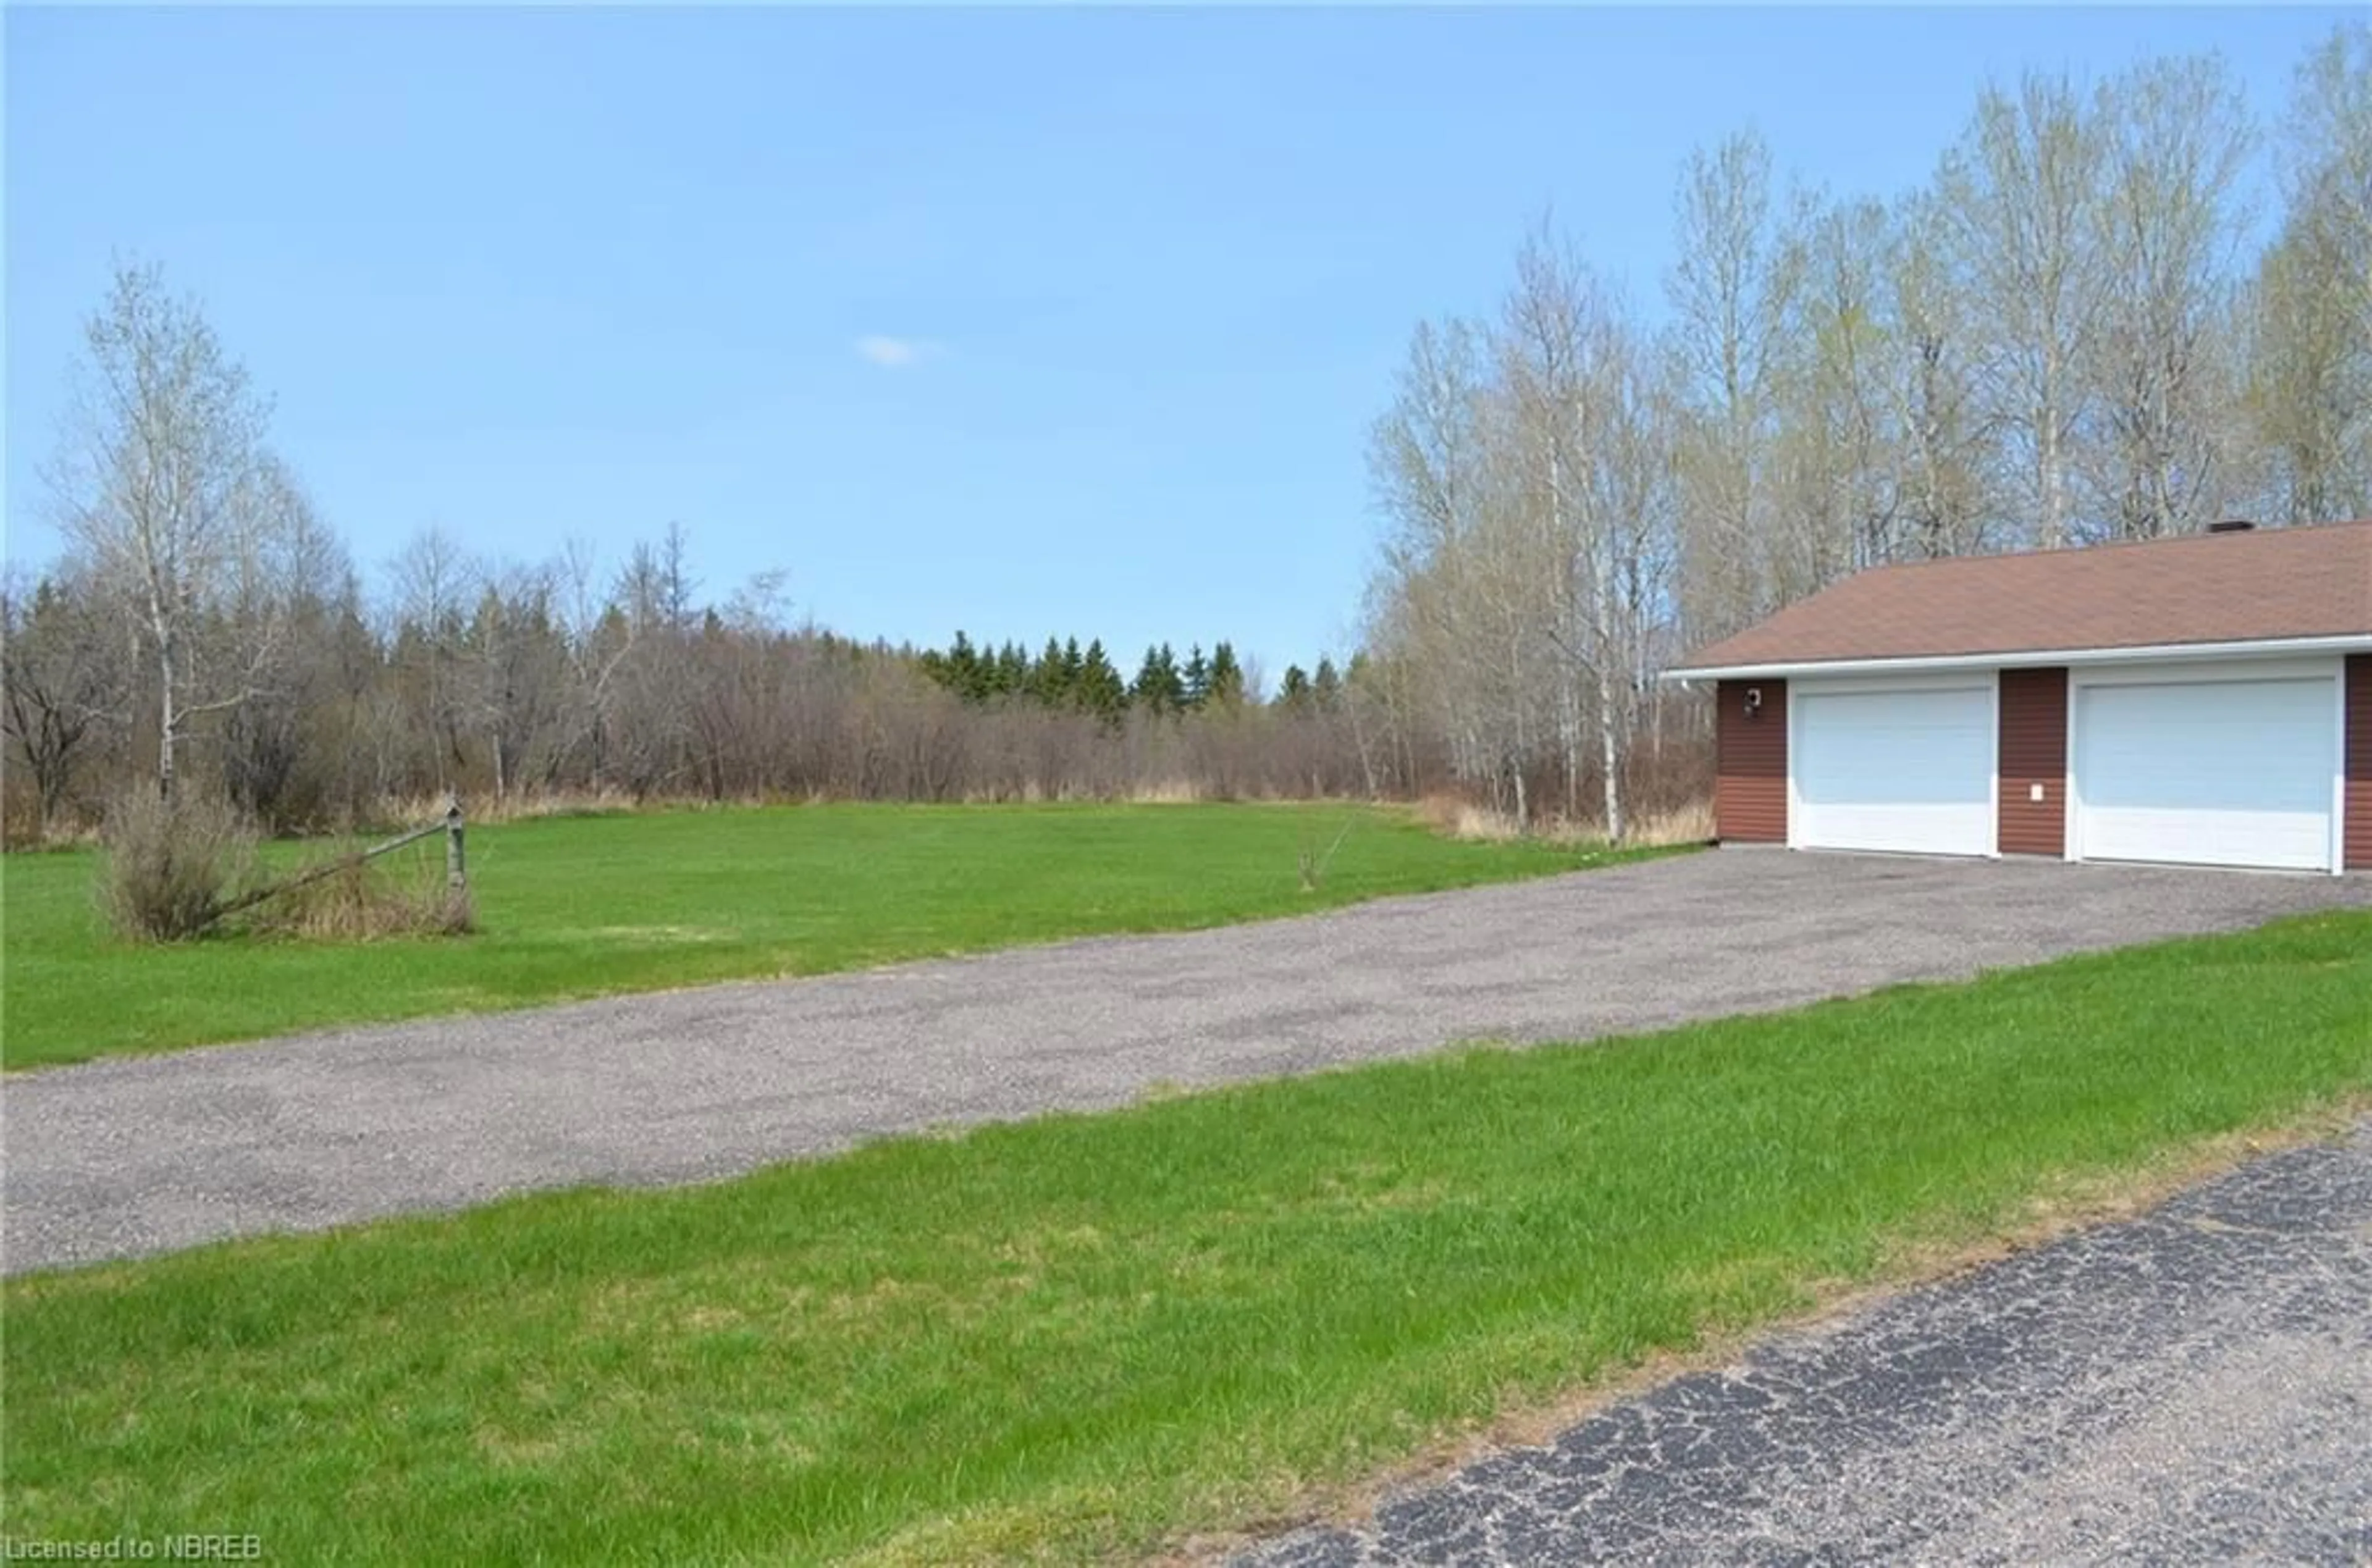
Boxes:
[1,802,1652,1069]
[6,911,2368,1564]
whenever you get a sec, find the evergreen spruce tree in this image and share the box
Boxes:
[1132,644,1169,713]
[1081,639,1127,723]
[1279,663,1311,710]
[1313,656,1344,711]
[949,630,982,702]
[1157,642,1186,711]
[1035,635,1067,707]
[1206,640,1245,708]
[1182,643,1209,710]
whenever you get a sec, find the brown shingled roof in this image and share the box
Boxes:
[1672,519,2372,673]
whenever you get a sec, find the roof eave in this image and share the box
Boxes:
[1660,632,2372,684]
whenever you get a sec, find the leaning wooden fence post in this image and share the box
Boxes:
[444,799,467,898]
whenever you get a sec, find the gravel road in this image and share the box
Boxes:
[6,851,2362,1273]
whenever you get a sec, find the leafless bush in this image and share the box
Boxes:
[96,787,261,941]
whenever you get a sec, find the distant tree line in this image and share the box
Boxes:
[2,492,1410,839]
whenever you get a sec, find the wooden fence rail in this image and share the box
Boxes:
[200,800,466,931]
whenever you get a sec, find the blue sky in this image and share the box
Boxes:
[4,6,2348,681]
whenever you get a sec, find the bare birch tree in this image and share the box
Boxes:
[1368,317,1525,811]
[1935,73,2107,548]
[49,262,284,799]
[1885,194,2002,558]
[2283,22,2372,345]
[1773,195,1898,579]
[2246,23,2372,523]
[2247,224,2372,523]
[2083,56,2255,539]
[1498,225,1672,837]
[1667,130,1799,635]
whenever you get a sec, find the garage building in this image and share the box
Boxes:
[1667,519,2372,874]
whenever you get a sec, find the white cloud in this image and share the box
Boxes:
[854,335,940,369]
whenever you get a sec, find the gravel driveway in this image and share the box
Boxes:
[6,851,2363,1274]
[1237,1122,2372,1567]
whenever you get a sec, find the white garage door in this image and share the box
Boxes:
[2073,677,2337,871]
[1794,684,1994,857]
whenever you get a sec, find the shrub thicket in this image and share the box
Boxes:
[96,787,260,942]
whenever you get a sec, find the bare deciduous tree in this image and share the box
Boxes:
[1499,225,1673,837]
[2,567,127,832]
[1935,72,2107,549]
[1773,195,1897,579]
[2284,22,2372,345]
[50,262,287,799]
[385,525,484,793]
[2083,56,2255,539]
[1667,130,1800,636]
[2245,23,2372,524]
[1886,195,2001,558]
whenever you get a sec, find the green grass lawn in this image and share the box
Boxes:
[0,802,1653,1069]
[7,910,2368,1566]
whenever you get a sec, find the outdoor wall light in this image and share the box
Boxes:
[1743,686,1764,717]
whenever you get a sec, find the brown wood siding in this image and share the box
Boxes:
[1997,666,2069,857]
[1715,678,1787,844]
[2347,655,2372,872]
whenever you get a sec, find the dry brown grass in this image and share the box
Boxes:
[1414,793,1520,842]
[376,787,647,829]
[1121,779,1205,805]
[245,847,474,941]
[1626,799,1715,847]
[949,780,1211,805]
[1415,791,1714,849]
[4,820,104,853]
